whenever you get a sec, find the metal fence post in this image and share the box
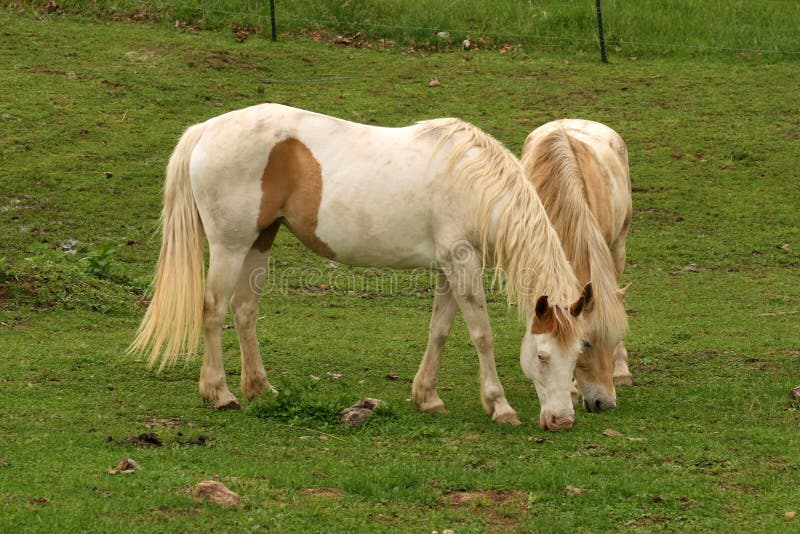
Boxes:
[269,0,277,41]
[595,0,608,63]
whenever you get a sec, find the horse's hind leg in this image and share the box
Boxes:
[199,243,250,410]
[231,227,279,401]
[412,272,457,414]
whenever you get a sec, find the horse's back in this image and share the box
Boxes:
[187,104,445,268]
[525,119,631,246]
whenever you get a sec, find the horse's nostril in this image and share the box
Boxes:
[594,399,602,410]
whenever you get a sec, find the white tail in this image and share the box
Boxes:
[127,123,207,371]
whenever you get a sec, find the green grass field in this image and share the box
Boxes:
[1,3,799,532]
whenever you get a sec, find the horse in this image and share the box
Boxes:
[521,119,633,413]
[127,104,592,430]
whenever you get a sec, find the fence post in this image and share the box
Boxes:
[269,0,277,41]
[595,0,608,63]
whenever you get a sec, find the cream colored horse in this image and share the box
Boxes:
[522,119,633,412]
[128,104,592,430]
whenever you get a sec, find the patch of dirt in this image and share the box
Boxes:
[118,432,163,447]
[152,506,201,516]
[24,67,79,79]
[301,487,343,499]
[177,434,209,446]
[141,417,183,429]
[444,489,528,531]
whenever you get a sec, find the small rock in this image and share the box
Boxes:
[58,239,78,254]
[108,458,141,475]
[790,386,800,404]
[339,397,386,428]
[193,480,240,507]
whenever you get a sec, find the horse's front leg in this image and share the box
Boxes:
[412,272,457,414]
[442,253,520,425]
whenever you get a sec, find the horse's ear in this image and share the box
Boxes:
[570,283,593,317]
[532,295,553,334]
[617,282,632,301]
[535,295,549,318]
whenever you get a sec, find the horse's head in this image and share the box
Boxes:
[573,282,631,412]
[520,283,593,431]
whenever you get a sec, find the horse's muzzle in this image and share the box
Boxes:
[540,412,575,431]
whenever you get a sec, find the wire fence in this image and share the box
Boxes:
[12,0,800,59]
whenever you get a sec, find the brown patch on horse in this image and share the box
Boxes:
[258,138,335,258]
[532,296,555,334]
[531,294,582,345]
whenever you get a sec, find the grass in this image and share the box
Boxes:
[1,4,799,533]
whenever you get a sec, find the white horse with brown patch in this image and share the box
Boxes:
[522,119,633,412]
[128,104,592,430]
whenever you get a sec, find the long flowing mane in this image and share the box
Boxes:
[521,125,628,347]
[417,118,580,342]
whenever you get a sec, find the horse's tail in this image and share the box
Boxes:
[522,125,627,347]
[127,123,207,371]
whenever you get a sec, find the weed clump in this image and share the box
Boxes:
[247,380,395,430]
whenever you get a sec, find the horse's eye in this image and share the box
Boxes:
[582,339,592,349]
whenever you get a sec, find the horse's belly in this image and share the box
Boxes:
[314,189,437,269]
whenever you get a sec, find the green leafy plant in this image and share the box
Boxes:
[81,242,118,279]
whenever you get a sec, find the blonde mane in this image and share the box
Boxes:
[521,125,628,347]
[417,118,580,342]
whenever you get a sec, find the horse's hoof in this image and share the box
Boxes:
[614,375,634,387]
[215,400,242,411]
[493,412,522,425]
[416,399,447,414]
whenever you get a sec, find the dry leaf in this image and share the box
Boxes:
[428,77,440,87]
[384,372,399,381]
[193,480,240,507]
[786,511,796,519]
[603,428,623,437]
